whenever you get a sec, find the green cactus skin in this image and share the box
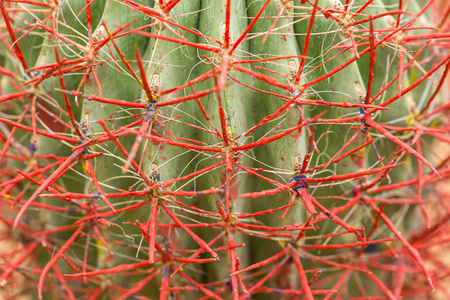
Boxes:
[0,0,449,299]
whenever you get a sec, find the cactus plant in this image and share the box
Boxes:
[1,0,450,299]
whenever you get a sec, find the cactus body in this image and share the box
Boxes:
[1,0,450,299]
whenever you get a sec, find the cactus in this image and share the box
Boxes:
[1,0,450,299]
